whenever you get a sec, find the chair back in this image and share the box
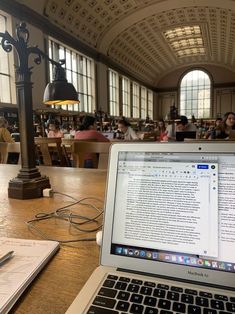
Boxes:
[72,141,111,168]
[7,142,21,164]
[34,137,66,166]
[0,142,8,163]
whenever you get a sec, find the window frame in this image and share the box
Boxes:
[179,68,212,119]
[48,37,96,113]
[0,11,16,105]
[108,69,119,116]
[121,76,131,118]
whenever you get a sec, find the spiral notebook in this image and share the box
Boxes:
[0,237,59,314]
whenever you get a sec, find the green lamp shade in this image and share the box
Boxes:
[43,80,79,105]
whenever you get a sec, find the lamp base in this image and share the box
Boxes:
[8,175,51,199]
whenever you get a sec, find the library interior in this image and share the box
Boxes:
[0,1,235,314]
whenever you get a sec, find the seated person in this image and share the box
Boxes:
[47,120,64,138]
[117,118,139,141]
[0,117,14,143]
[215,112,235,139]
[176,115,197,132]
[75,115,110,142]
[75,115,109,168]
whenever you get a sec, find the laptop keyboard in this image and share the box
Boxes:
[86,274,235,314]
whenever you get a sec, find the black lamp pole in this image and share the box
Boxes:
[0,22,64,199]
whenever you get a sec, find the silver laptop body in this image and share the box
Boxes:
[66,142,235,314]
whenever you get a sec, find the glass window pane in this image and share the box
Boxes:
[48,38,96,112]
[180,69,211,118]
[0,13,14,104]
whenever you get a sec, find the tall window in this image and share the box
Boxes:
[48,38,95,112]
[122,76,131,117]
[147,90,153,119]
[140,86,147,119]
[0,12,15,104]
[180,69,211,118]
[108,69,119,116]
[132,82,140,118]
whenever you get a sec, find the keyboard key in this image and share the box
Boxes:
[144,281,156,288]
[214,294,228,301]
[93,296,116,309]
[132,279,143,285]
[98,287,117,298]
[172,301,186,313]
[140,286,153,295]
[144,296,157,307]
[188,305,201,313]
[130,293,143,304]
[116,300,130,311]
[167,291,179,301]
[103,279,116,288]
[115,281,127,290]
[130,303,144,313]
[87,305,118,314]
[153,288,166,298]
[159,311,173,314]
[127,284,140,293]
[200,292,212,298]
[219,311,233,314]
[181,294,194,304]
[226,302,235,312]
[211,299,224,310]
[107,275,118,281]
[196,297,209,307]
[185,289,198,296]
[158,299,171,310]
[117,291,130,301]
[119,277,130,283]
[171,286,183,293]
[203,309,216,314]
[158,284,169,290]
[145,307,158,314]
[230,297,235,303]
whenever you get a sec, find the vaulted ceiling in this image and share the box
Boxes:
[13,0,235,87]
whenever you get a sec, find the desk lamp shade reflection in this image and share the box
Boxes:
[43,63,79,105]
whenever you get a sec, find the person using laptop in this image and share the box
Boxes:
[117,118,139,141]
[176,115,197,132]
[166,116,197,140]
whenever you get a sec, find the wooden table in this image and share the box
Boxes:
[0,165,107,314]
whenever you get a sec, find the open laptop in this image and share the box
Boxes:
[176,131,197,141]
[66,142,235,314]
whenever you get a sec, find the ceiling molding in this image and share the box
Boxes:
[2,0,235,87]
[0,0,155,89]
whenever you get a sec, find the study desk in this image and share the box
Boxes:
[0,165,107,314]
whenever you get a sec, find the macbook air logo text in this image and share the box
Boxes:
[188,270,209,278]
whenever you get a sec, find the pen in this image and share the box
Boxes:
[0,251,14,266]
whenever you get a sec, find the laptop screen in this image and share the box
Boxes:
[176,131,197,141]
[110,151,235,273]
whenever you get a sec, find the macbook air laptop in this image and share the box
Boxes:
[176,131,197,141]
[66,142,235,314]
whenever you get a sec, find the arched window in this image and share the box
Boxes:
[180,69,211,118]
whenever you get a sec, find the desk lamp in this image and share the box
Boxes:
[0,22,79,199]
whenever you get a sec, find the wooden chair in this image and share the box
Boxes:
[34,137,67,166]
[61,138,98,167]
[72,141,111,169]
[7,142,21,164]
[142,132,157,141]
[0,142,8,163]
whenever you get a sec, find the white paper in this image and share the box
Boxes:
[0,238,59,314]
